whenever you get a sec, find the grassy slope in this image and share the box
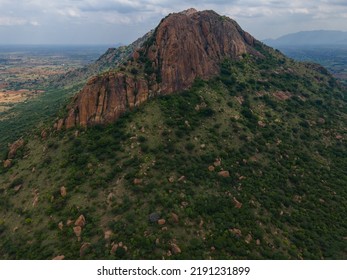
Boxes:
[0,48,346,260]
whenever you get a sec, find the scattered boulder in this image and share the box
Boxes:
[60,186,67,198]
[110,242,128,255]
[318,118,325,124]
[73,226,82,241]
[177,176,186,182]
[13,185,22,192]
[104,230,113,240]
[158,219,166,225]
[257,120,266,127]
[107,193,115,204]
[75,215,86,227]
[133,178,142,185]
[3,159,12,168]
[171,243,181,254]
[208,165,215,172]
[149,212,160,223]
[56,119,64,131]
[245,234,253,244]
[168,176,175,183]
[213,158,221,167]
[233,197,242,209]
[32,190,39,207]
[41,129,47,139]
[8,138,25,159]
[171,213,179,223]
[336,134,343,140]
[80,242,91,257]
[218,170,230,178]
[58,221,64,231]
[229,228,242,237]
[256,239,261,246]
[52,255,65,260]
[66,219,74,226]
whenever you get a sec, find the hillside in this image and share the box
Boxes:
[0,9,346,260]
[264,30,347,47]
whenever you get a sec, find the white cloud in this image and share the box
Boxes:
[0,0,346,43]
[0,16,26,26]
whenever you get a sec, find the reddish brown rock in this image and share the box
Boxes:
[171,213,179,223]
[171,243,181,254]
[56,119,64,131]
[63,9,261,128]
[58,221,64,231]
[229,228,242,237]
[104,230,113,240]
[233,197,242,209]
[66,219,74,226]
[60,186,67,197]
[75,215,86,227]
[8,138,24,159]
[214,158,221,167]
[80,242,91,257]
[245,234,253,244]
[14,185,22,192]
[208,165,215,172]
[133,178,143,185]
[73,226,82,241]
[218,170,230,178]
[3,159,12,168]
[41,129,47,139]
[158,219,166,225]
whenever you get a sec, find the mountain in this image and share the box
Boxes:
[264,30,347,46]
[58,8,260,129]
[0,9,346,260]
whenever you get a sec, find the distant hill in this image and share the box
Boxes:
[264,30,347,46]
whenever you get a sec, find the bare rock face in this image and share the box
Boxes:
[61,9,260,129]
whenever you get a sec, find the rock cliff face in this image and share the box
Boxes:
[61,8,261,128]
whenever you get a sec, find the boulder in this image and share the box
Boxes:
[208,165,215,172]
[171,213,179,223]
[3,159,12,168]
[133,178,143,185]
[218,170,230,178]
[233,197,242,209]
[104,230,113,240]
[80,242,91,257]
[73,226,82,241]
[60,186,67,197]
[8,138,25,159]
[171,243,181,254]
[74,215,86,227]
[158,219,166,225]
[58,221,64,231]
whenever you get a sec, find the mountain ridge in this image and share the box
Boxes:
[264,30,347,46]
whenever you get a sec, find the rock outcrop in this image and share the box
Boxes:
[60,9,261,128]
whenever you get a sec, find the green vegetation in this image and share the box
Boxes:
[0,47,346,260]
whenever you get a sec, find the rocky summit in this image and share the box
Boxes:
[61,9,261,128]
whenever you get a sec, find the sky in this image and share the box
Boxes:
[0,0,347,45]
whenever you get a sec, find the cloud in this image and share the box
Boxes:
[0,0,346,44]
[0,16,26,26]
